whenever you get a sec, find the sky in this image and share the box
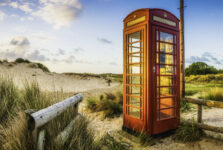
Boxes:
[0,0,223,73]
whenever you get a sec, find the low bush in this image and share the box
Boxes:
[172,120,205,142]
[15,58,30,64]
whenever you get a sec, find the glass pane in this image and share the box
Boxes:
[128,31,140,43]
[128,43,140,53]
[160,43,174,53]
[160,65,174,75]
[160,87,173,97]
[157,76,160,86]
[128,65,143,74]
[160,54,173,64]
[128,107,140,118]
[127,75,143,85]
[160,108,174,120]
[127,96,141,107]
[160,97,174,109]
[160,76,173,86]
[127,86,142,96]
[129,53,143,64]
[160,32,173,43]
[156,53,159,63]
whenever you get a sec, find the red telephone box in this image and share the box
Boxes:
[123,8,180,135]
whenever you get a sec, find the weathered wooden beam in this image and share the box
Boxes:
[55,114,82,144]
[183,121,223,133]
[184,97,223,108]
[28,94,83,130]
[38,130,45,150]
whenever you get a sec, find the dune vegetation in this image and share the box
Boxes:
[0,77,126,150]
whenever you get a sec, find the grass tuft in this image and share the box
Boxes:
[138,133,155,147]
[101,133,128,150]
[86,92,123,118]
[0,77,19,123]
[173,120,205,142]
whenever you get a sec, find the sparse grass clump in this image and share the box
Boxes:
[200,88,223,102]
[87,92,123,118]
[173,120,205,142]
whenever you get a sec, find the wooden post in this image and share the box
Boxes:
[180,0,185,97]
[197,104,202,123]
[38,130,45,150]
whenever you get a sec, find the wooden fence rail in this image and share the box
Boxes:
[184,97,223,133]
[26,93,83,150]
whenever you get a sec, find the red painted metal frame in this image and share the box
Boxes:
[123,8,180,135]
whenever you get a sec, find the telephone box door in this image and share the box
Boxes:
[123,25,147,131]
[151,26,180,134]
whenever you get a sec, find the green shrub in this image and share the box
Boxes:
[185,62,218,76]
[3,59,8,63]
[201,88,223,102]
[173,120,205,142]
[15,58,30,63]
[180,99,191,112]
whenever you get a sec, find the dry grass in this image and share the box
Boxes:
[86,92,123,118]
[200,88,223,102]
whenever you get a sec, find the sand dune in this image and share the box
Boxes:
[0,63,119,93]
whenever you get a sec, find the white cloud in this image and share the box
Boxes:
[19,4,33,13]
[0,36,31,59]
[33,0,82,29]
[1,0,82,29]
[0,11,6,21]
[9,2,18,8]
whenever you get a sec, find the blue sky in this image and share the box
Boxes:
[0,0,223,73]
